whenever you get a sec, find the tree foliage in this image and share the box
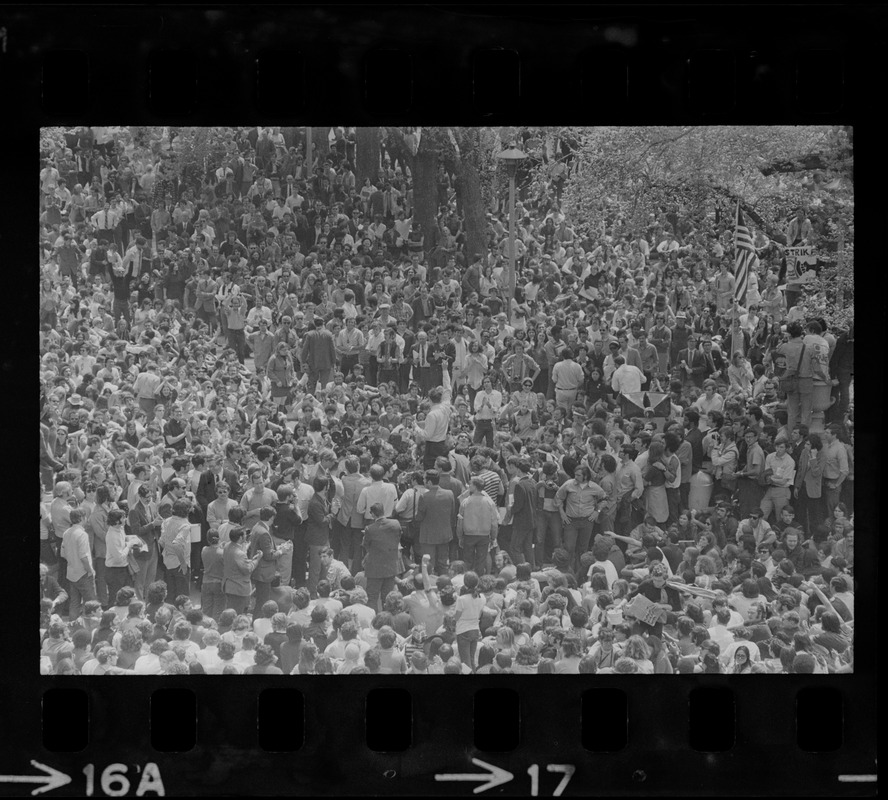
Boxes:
[559,125,854,329]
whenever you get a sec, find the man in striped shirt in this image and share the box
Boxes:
[470,455,504,505]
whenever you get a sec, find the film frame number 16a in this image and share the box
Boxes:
[82,763,165,797]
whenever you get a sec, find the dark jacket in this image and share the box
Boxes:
[247,523,277,583]
[196,468,241,510]
[222,541,256,597]
[128,501,161,552]
[690,349,726,387]
[630,579,683,614]
[438,475,464,530]
[511,476,538,535]
[685,428,705,474]
[40,575,67,604]
[416,487,455,545]
[794,446,825,499]
[272,501,301,542]
[301,327,336,370]
[829,331,853,377]
[362,518,402,578]
[305,493,331,546]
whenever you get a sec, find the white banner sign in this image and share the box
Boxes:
[785,245,818,282]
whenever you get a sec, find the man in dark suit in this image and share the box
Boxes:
[616,332,643,372]
[683,410,705,477]
[411,330,434,396]
[428,329,450,389]
[301,318,337,394]
[415,470,455,575]
[362,502,403,611]
[678,333,701,390]
[196,454,241,512]
[691,336,726,388]
[411,286,434,329]
[396,319,415,394]
[509,460,539,568]
[305,477,334,598]
[435,457,464,562]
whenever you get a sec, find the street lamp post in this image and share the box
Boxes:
[495,147,528,323]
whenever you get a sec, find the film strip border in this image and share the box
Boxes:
[1,5,880,122]
[7,4,881,797]
[5,680,873,796]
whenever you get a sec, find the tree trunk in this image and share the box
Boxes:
[281,127,300,151]
[412,138,438,245]
[312,127,329,162]
[458,157,487,262]
[382,127,412,175]
[741,203,788,245]
[355,127,380,187]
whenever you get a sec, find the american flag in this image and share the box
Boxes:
[733,203,758,304]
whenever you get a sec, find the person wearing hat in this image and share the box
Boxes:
[65,393,85,414]
[513,377,538,411]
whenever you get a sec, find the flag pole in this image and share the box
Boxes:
[731,200,741,362]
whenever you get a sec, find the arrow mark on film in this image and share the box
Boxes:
[0,761,72,796]
[435,757,514,794]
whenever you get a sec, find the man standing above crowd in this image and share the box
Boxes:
[508,460,538,567]
[423,387,451,470]
[356,464,398,523]
[457,476,499,576]
[60,508,95,620]
[301,317,337,394]
[416,470,455,575]
[362,502,402,612]
[760,438,796,523]
[552,348,584,411]
[821,424,849,517]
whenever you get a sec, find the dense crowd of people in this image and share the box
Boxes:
[39,126,854,675]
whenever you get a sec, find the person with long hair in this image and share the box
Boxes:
[622,634,654,674]
[730,644,753,674]
[453,571,486,672]
[727,351,754,397]
[642,440,671,526]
